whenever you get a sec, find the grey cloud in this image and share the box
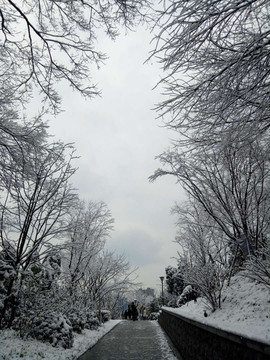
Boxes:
[49,27,186,289]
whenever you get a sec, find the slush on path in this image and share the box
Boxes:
[78,320,181,360]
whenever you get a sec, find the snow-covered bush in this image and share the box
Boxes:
[66,308,100,333]
[12,257,64,335]
[242,248,270,289]
[100,310,111,322]
[0,249,17,327]
[68,310,86,334]
[148,312,159,320]
[29,312,73,348]
[0,252,16,297]
[165,265,185,296]
[85,313,100,330]
[147,297,160,313]
[167,296,178,308]
[184,264,228,312]
[176,285,198,307]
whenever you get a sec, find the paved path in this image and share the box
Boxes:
[78,320,182,360]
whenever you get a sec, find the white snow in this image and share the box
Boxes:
[0,320,121,360]
[163,274,270,344]
[0,275,269,359]
[153,321,178,360]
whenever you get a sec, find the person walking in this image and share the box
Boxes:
[143,307,147,320]
[131,302,138,321]
[127,305,132,320]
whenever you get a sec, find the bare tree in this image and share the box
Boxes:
[0,0,149,112]
[0,94,49,182]
[184,262,228,312]
[149,1,270,295]
[173,200,230,268]
[85,250,137,318]
[0,141,77,327]
[62,200,114,299]
[171,199,231,310]
[242,247,270,288]
[151,140,270,256]
[150,0,270,146]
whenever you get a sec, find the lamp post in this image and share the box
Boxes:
[160,276,164,306]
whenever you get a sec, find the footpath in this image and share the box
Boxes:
[77,320,182,360]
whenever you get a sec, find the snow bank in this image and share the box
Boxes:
[152,321,178,360]
[0,320,121,360]
[163,275,270,344]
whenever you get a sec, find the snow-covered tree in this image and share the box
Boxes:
[150,1,270,299]
[0,97,49,188]
[173,200,231,267]
[243,247,270,289]
[183,263,227,312]
[150,0,270,146]
[62,200,114,301]
[59,201,137,325]
[165,265,184,296]
[0,0,149,113]
[0,141,77,327]
[169,200,230,310]
[152,140,269,259]
[85,250,137,320]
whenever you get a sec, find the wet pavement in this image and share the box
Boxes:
[77,320,182,360]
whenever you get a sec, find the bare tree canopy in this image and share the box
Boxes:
[150,1,270,256]
[152,140,270,250]
[63,200,114,296]
[0,141,77,268]
[0,0,149,112]
[150,0,270,146]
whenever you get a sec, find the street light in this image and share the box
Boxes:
[160,276,164,306]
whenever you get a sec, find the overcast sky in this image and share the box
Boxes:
[49,26,186,291]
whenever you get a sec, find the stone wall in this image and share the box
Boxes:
[159,308,270,360]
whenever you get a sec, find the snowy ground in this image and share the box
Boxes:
[0,275,269,359]
[0,320,121,360]
[164,274,270,344]
[152,321,179,359]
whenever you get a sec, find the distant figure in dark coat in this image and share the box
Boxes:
[131,302,138,321]
[128,305,132,319]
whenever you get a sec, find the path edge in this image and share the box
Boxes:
[76,320,123,360]
[156,320,184,360]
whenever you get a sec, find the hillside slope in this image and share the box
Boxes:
[164,273,270,344]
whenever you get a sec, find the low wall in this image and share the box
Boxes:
[158,308,270,360]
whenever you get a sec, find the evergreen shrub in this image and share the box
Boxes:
[29,312,73,348]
